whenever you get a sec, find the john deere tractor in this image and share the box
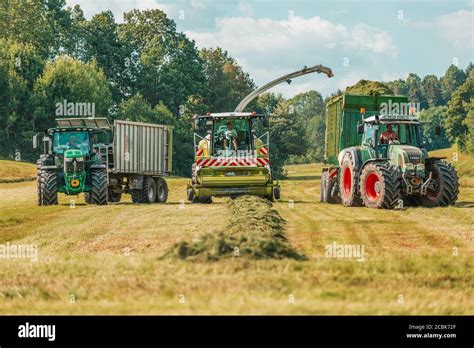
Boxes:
[34,118,109,205]
[322,94,459,209]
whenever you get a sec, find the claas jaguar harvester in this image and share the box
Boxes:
[321,94,459,209]
[187,64,333,203]
[34,118,172,205]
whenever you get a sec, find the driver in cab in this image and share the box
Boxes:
[224,121,238,152]
[380,124,399,144]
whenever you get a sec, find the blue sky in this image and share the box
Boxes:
[66,0,473,97]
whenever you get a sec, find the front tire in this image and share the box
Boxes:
[339,152,362,207]
[40,170,58,206]
[90,169,108,205]
[359,163,401,209]
[421,161,459,207]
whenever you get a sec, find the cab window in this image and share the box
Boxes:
[53,131,90,154]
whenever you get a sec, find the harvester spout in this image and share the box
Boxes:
[234,64,333,112]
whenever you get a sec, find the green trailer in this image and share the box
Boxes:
[321,93,459,208]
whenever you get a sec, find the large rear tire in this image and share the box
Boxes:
[154,177,168,203]
[90,169,108,205]
[40,170,58,206]
[339,152,362,207]
[421,161,459,207]
[359,163,401,209]
[131,176,156,204]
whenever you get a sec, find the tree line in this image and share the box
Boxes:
[0,1,472,178]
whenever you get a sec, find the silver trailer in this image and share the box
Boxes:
[89,119,173,204]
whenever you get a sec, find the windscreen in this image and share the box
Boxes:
[53,131,90,154]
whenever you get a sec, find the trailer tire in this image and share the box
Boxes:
[40,169,58,206]
[339,152,362,207]
[273,187,281,200]
[192,196,212,204]
[359,163,401,209]
[108,189,122,203]
[131,176,156,204]
[421,161,459,207]
[327,173,341,204]
[154,177,168,203]
[90,169,108,205]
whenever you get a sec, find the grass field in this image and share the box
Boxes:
[0,147,473,314]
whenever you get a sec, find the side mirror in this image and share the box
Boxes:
[33,134,38,149]
[435,125,441,136]
[357,123,364,134]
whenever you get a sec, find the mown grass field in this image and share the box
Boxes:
[0,147,473,314]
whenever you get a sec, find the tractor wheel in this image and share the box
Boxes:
[359,163,401,209]
[404,195,422,207]
[421,161,459,207]
[327,173,341,204]
[40,170,58,206]
[84,192,92,204]
[273,187,281,200]
[320,171,328,202]
[192,196,212,204]
[339,152,362,207]
[154,177,169,203]
[36,165,42,206]
[107,188,122,203]
[131,176,156,204]
[90,169,108,205]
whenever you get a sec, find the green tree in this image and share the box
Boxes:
[200,47,255,112]
[0,0,73,59]
[418,106,451,150]
[0,39,44,160]
[464,98,474,154]
[119,9,206,114]
[387,79,408,96]
[441,64,467,103]
[33,56,112,133]
[444,75,473,151]
[421,75,442,107]
[406,73,426,108]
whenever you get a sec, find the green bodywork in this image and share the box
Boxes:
[325,94,411,166]
[62,149,88,194]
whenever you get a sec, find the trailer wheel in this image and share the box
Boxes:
[154,177,168,203]
[108,189,122,203]
[339,152,362,207]
[40,170,58,206]
[327,172,341,204]
[192,196,212,204]
[90,169,108,205]
[131,176,156,204]
[273,187,281,200]
[359,163,401,209]
[421,161,459,207]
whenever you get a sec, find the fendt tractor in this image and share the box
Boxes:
[34,118,172,205]
[321,94,459,209]
[187,64,333,203]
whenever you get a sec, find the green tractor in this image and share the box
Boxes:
[34,118,109,205]
[322,94,459,209]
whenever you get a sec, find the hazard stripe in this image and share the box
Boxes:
[259,147,268,156]
[196,148,204,156]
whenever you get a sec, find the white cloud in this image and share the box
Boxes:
[435,10,473,48]
[185,16,396,96]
